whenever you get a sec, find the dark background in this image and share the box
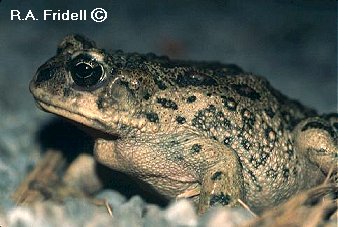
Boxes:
[0,0,336,209]
[0,0,336,113]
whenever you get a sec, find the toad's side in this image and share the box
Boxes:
[30,35,337,213]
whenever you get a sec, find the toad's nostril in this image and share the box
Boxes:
[36,67,53,83]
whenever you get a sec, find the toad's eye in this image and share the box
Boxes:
[71,62,104,87]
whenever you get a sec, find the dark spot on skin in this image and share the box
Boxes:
[212,136,218,141]
[209,192,231,206]
[169,140,179,146]
[110,64,121,74]
[187,95,197,103]
[157,97,178,110]
[153,74,167,90]
[241,139,251,151]
[120,80,130,88]
[143,92,151,100]
[231,83,261,100]
[120,124,129,131]
[260,151,270,163]
[223,119,231,128]
[211,171,223,181]
[286,139,294,160]
[191,144,202,153]
[176,71,218,87]
[174,154,184,161]
[282,167,290,180]
[250,151,270,169]
[176,116,186,124]
[241,108,255,129]
[316,148,327,153]
[246,169,262,191]
[146,112,159,123]
[209,104,215,109]
[63,87,73,97]
[221,96,237,111]
[292,166,298,176]
[265,108,275,118]
[223,136,233,145]
[302,121,335,139]
[96,96,104,109]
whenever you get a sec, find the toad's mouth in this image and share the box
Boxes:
[36,100,120,138]
[32,90,154,139]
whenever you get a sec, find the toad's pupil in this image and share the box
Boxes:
[75,63,93,78]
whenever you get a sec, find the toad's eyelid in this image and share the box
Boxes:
[71,50,105,62]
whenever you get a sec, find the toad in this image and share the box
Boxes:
[30,35,337,213]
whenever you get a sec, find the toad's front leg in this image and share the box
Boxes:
[197,151,244,214]
[293,114,338,175]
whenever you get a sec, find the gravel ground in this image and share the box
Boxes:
[0,0,336,226]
